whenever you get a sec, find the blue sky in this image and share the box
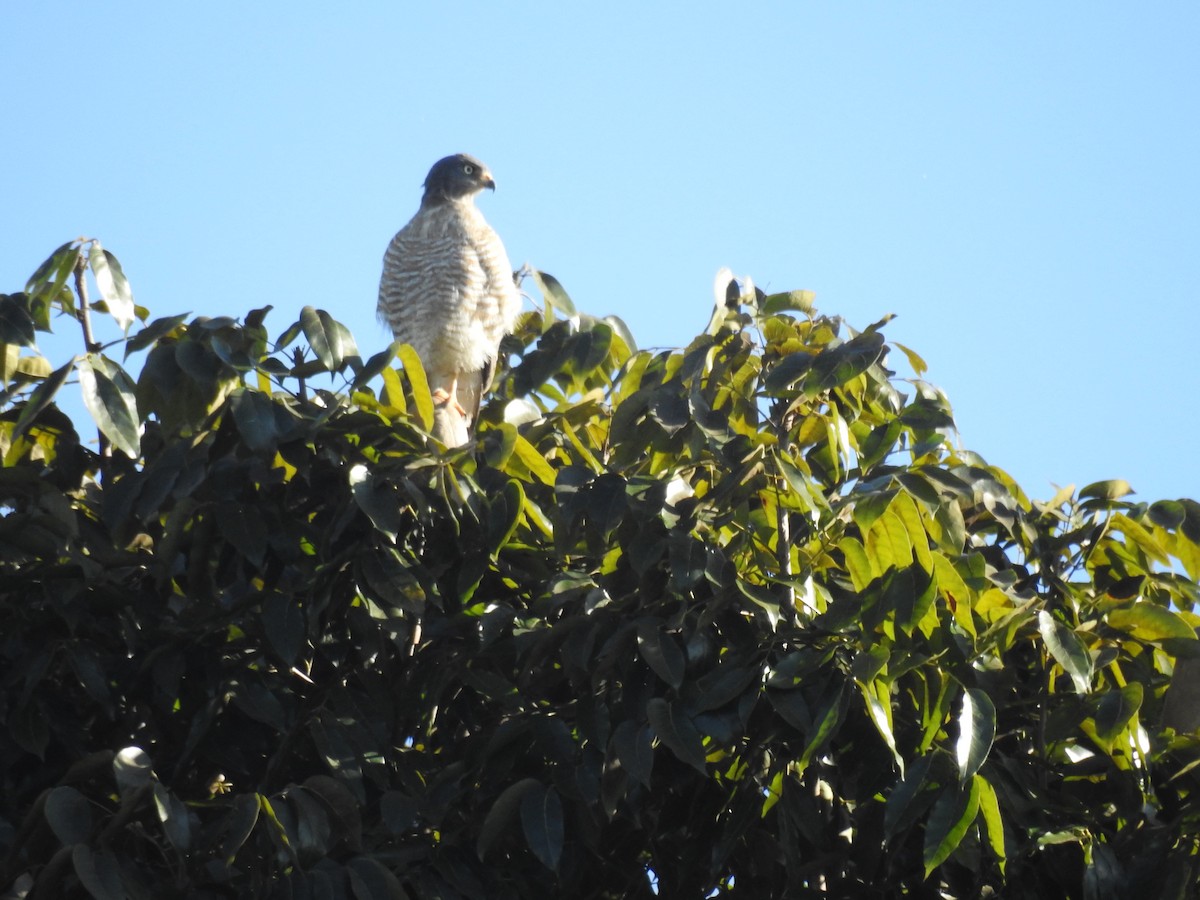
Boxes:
[3,3,1198,502]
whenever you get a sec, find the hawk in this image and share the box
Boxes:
[378,153,522,446]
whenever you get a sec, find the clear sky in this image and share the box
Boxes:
[3,2,1198,502]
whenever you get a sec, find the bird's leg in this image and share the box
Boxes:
[431,376,468,416]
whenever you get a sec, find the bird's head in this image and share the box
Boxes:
[422,153,496,205]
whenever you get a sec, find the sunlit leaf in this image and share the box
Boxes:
[88,242,136,332]
[955,688,996,784]
[77,353,141,458]
[1108,603,1195,644]
[1038,611,1093,693]
[974,775,1006,873]
[395,344,434,431]
[858,677,904,775]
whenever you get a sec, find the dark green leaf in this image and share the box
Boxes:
[612,720,654,788]
[1148,499,1186,530]
[12,359,73,442]
[1095,682,1143,744]
[533,270,578,318]
[72,844,125,900]
[923,780,980,877]
[477,778,538,860]
[520,784,564,872]
[764,350,815,394]
[0,293,36,347]
[45,785,92,845]
[647,698,707,773]
[125,313,189,357]
[347,856,407,899]
[264,594,306,666]
[230,388,281,453]
[637,621,685,689]
[301,305,347,370]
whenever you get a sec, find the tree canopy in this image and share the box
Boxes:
[1,242,1199,898]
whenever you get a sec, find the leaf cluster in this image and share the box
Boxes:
[1,249,1199,898]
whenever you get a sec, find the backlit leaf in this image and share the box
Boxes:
[88,242,136,332]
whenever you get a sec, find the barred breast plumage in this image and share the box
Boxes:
[377,154,521,445]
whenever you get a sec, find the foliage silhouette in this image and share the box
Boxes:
[1,244,1199,898]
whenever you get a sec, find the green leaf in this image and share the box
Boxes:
[349,463,402,541]
[533,270,578,318]
[604,313,638,354]
[761,289,815,315]
[1038,610,1093,694]
[893,340,928,375]
[974,774,1006,873]
[351,341,399,390]
[613,720,654,788]
[77,353,141,458]
[14,354,52,379]
[884,753,935,840]
[230,388,281,454]
[220,794,261,862]
[1094,681,1143,744]
[0,294,36,347]
[1108,603,1195,644]
[45,785,93,845]
[923,780,980,878]
[88,242,136,332]
[263,594,306,666]
[72,844,125,900]
[395,344,434,432]
[647,697,707,773]
[955,687,996,785]
[152,782,192,851]
[520,783,564,872]
[858,677,904,775]
[764,350,816,394]
[300,305,347,370]
[26,241,79,321]
[1079,479,1132,501]
[478,778,538,860]
[12,359,73,442]
[125,313,189,357]
[1148,499,1187,530]
[347,856,407,899]
[637,620,685,689]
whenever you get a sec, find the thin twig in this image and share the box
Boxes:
[72,251,100,354]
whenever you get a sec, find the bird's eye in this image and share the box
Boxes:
[463,164,475,175]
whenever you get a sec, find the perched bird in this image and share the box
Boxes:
[378,153,522,445]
